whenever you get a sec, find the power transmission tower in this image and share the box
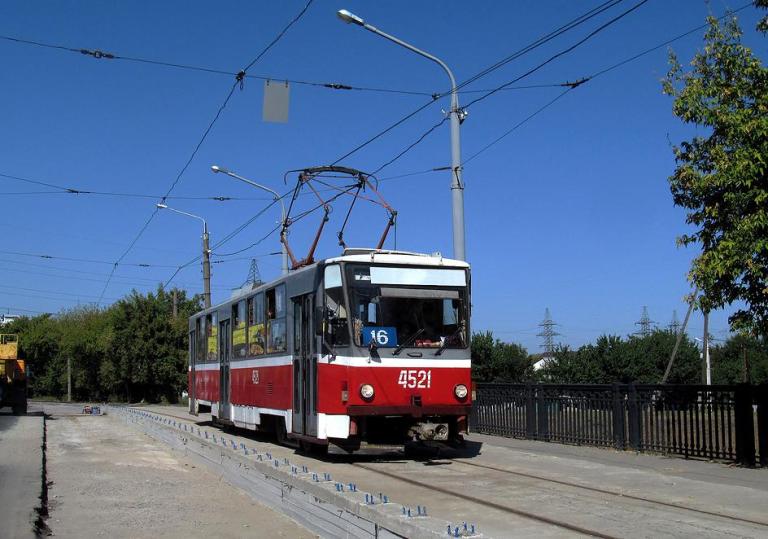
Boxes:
[635,306,655,337]
[537,308,560,357]
[668,309,681,335]
[243,259,263,287]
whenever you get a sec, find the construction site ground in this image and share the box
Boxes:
[3,401,314,538]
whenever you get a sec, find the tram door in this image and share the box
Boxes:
[189,330,197,415]
[218,318,231,420]
[292,295,317,437]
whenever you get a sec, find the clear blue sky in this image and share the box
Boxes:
[1,0,765,351]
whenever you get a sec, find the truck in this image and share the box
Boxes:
[0,334,27,415]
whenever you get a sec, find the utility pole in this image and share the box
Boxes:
[67,356,71,402]
[661,286,699,384]
[743,344,751,383]
[156,203,211,308]
[635,306,655,337]
[202,225,211,309]
[537,308,560,358]
[244,259,263,287]
[668,310,681,335]
[172,289,178,319]
[703,311,711,385]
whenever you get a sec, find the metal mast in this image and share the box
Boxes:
[634,306,655,337]
[668,309,681,335]
[537,308,560,357]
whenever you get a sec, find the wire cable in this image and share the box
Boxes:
[0,172,272,200]
[462,0,650,110]
[375,2,754,179]
[96,1,315,305]
[328,0,635,168]
[0,249,177,268]
[367,0,649,176]
[462,87,575,165]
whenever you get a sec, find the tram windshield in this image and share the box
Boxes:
[345,264,468,351]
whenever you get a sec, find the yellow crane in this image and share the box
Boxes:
[0,334,26,415]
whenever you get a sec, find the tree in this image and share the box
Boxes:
[710,333,768,383]
[107,287,199,402]
[471,331,533,382]
[541,331,700,384]
[663,6,768,337]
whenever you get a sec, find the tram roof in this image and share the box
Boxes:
[196,249,469,314]
[326,248,469,268]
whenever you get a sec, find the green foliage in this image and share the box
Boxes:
[663,10,768,337]
[471,331,534,382]
[710,333,768,383]
[540,331,701,384]
[7,287,201,402]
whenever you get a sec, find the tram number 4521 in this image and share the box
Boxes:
[397,369,431,389]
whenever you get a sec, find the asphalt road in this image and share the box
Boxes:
[0,413,44,538]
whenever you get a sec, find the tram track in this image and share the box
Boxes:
[136,407,616,537]
[445,457,768,529]
[350,461,619,538]
[135,407,768,538]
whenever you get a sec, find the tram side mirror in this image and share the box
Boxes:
[314,306,324,336]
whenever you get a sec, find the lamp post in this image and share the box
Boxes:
[210,165,289,275]
[156,203,211,308]
[337,8,466,261]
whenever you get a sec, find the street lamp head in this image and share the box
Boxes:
[337,9,364,26]
[211,165,225,174]
[156,203,168,209]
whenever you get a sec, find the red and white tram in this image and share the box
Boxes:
[188,248,471,452]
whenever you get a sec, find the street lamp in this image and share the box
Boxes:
[337,8,467,261]
[156,203,212,308]
[210,165,289,275]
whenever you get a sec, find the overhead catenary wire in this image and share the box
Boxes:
[461,0,650,110]
[0,172,273,200]
[377,0,744,180]
[95,0,315,305]
[329,0,628,167]
[0,264,235,292]
[367,0,649,176]
[0,258,235,290]
[0,249,177,268]
[0,34,609,98]
[0,306,48,315]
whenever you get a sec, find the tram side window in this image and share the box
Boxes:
[195,317,205,363]
[266,284,287,353]
[248,293,265,355]
[206,312,218,361]
[232,300,247,358]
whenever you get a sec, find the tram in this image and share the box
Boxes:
[188,248,471,452]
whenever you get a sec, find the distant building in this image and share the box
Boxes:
[530,352,553,371]
[0,313,20,326]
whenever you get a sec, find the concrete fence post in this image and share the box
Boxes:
[612,383,627,450]
[734,384,756,467]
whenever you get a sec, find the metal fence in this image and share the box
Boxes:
[471,383,768,467]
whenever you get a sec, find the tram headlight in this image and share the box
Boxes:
[360,384,375,400]
[454,384,468,400]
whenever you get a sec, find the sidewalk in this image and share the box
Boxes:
[45,410,315,538]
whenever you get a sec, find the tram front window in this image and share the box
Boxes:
[346,265,467,351]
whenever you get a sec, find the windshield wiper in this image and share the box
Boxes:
[434,323,465,356]
[392,328,425,356]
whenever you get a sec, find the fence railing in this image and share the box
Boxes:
[470,383,768,467]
